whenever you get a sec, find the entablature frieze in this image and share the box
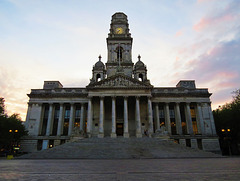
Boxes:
[151,97,211,104]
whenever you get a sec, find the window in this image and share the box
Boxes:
[75,110,81,119]
[139,74,143,81]
[96,74,101,82]
[65,110,70,119]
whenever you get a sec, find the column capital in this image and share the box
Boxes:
[59,102,64,106]
[124,96,128,100]
[197,102,202,106]
[111,96,116,99]
[147,96,152,99]
[70,102,75,106]
[100,96,104,100]
[185,102,191,105]
[165,102,170,105]
[175,102,180,105]
[135,96,140,100]
[49,102,53,105]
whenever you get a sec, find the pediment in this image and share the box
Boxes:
[87,74,153,89]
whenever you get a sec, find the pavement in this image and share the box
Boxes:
[0,158,240,180]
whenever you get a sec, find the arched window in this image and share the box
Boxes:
[116,46,123,61]
[139,73,143,81]
[96,74,101,82]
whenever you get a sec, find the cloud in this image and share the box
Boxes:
[171,37,240,109]
[194,1,240,34]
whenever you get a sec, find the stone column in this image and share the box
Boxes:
[46,103,54,136]
[148,96,154,136]
[155,103,160,131]
[174,102,182,135]
[98,96,104,138]
[185,103,194,135]
[164,103,171,134]
[124,96,129,138]
[25,103,32,130]
[196,103,204,135]
[80,103,85,133]
[68,103,75,136]
[87,97,93,137]
[57,103,64,136]
[135,96,142,138]
[208,103,217,135]
[111,97,117,138]
[38,104,45,135]
[36,103,44,136]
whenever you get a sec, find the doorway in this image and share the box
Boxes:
[116,123,124,136]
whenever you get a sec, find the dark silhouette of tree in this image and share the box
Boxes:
[0,97,28,154]
[213,89,240,155]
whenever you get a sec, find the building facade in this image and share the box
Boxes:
[23,12,220,153]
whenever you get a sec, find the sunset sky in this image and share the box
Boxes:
[0,0,240,121]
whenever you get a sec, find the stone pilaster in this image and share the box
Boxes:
[87,97,93,137]
[208,103,217,135]
[98,97,104,138]
[148,96,153,136]
[164,103,171,134]
[185,103,194,135]
[57,103,64,136]
[196,103,204,135]
[34,103,43,136]
[111,97,117,138]
[174,102,182,135]
[124,96,129,138]
[46,103,54,136]
[80,103,85,133]
[68,103,75,136]
[135,96,142,138]
[155,103,160,131]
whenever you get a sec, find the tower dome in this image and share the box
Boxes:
[93,55,105,70]
[134,55,146,70]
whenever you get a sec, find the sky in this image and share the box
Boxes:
[0,0,240,121]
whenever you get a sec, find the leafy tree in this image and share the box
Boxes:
[213,89,240,155]
[0,98,28,154]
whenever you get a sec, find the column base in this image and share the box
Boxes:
[98,133,104,138]
[110,133,117,138]
[124,133,129,138]
[87,133,92,138]
[136,133,142,138]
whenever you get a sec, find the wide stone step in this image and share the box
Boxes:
[19,137,221,159]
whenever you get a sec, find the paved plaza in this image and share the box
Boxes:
[0,158,240,180]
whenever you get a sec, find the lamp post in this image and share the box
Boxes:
[221,128,231,156]
[9,129,19,156]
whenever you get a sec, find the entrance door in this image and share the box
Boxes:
[116,123,124,136]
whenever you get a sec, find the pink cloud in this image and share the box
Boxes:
[175,30,183,37]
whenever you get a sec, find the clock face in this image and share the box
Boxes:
[115,27,123,34]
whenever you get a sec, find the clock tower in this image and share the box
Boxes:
[106,12,134,77]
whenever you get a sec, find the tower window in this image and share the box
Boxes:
[139,74,143,81]
[116,46,123,61]
[96,74,101,82]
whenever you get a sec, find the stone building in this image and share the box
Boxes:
[23,12,220,153]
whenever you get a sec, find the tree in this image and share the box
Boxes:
[213,89,240,155]
[0,98,28,154]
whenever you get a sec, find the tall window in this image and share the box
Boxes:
[191,106,198,134]
[116,46,123,61]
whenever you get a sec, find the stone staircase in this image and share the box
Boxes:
[19,137,221,159]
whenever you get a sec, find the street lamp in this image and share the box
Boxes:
[8,129,19,156]
[221,128,231,156]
